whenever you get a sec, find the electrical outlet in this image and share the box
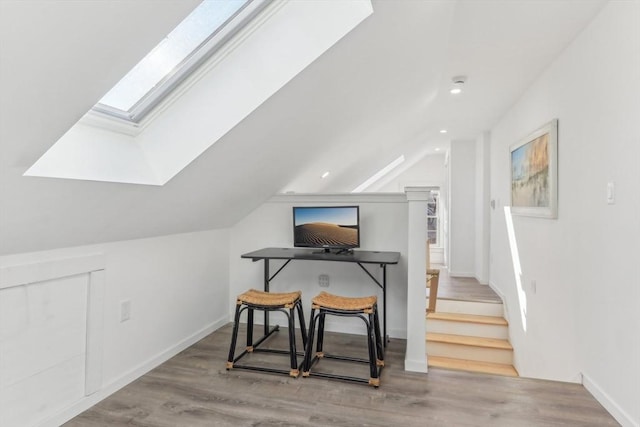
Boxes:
[120,300,131,322]
[530,280,537,294]
[318,274,330,287]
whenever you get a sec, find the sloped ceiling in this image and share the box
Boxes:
[0,0,605,255]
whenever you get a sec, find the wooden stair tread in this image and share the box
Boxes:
[426,332,513,350]
[428,356,518,377]
[427,311,508,326]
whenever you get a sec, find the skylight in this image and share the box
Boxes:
[26,0,374,186]
[94,0,256,123]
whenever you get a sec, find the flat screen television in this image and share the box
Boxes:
[292,206,360,252]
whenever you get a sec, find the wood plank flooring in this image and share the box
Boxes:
[65,324,619,427]
[433,266,502,303]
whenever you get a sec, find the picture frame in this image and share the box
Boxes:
[510,118,558,218]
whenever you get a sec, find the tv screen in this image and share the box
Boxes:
[293,206,360,250]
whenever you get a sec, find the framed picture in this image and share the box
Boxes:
[510,119,558,218]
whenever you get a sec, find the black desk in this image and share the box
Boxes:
[241,247,401,345]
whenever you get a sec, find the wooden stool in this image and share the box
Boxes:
[226,289,307,377]
[302,291,384,387]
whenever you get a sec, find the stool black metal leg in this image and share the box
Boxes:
[246,308,254,351]
[287,307,299,376]
[296,300,308,348]
[316,312,326,356]
[366,313,379,385]
[303,308,317,375]
[373,305,384,364]
[227,303,242,369]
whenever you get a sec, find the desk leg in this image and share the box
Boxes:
[382,265,388,346]
[264,260,270,336]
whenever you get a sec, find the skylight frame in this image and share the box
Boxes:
[92,0,269,124]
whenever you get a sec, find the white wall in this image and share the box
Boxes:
[488,2,640,426]
[442,152,450,266]
[0,229,230,426]
[475,132,491,284]
[448,140,476,276]
[229,193,408,339]
[378,153,446,192]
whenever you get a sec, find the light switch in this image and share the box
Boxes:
[607,182,615,204]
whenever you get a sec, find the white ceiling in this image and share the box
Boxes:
[0,0,606,255]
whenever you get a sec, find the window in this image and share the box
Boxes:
[427,191,440,246]
[93,0,265,123]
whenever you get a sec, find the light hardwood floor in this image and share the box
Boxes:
[65,325,619,426]
[432,265,502,303]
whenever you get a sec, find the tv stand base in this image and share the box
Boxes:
[311,248,354,255]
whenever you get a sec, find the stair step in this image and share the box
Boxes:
[426,312,509,339]
[426,332,513,350]
[428,355,518,377]
[435,299,504,317]
[427,312,508,326]
[426,332,513,364]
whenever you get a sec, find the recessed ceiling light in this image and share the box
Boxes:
[435,148,441,152]
[321,171,330,179]
[440,129,447,133]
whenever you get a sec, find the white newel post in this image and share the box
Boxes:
[404,186,432,372]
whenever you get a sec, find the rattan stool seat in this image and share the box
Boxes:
[237,289,302,307]
[311,291,377,312]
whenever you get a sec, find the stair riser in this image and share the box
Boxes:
[435,299,504,317]
[427,342,513,364]
[426,319,508,339]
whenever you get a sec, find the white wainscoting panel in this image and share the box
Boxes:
[0,254,105,427]
[0,275,88,426]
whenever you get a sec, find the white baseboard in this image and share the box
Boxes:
[387,328,407,340]
[488,280,508,319]
[475,275,489,285]
[319,323,406,343]
[404,358,428,373]
[487,280,504,299]
[40,315,228,427]
[582,373,638,427]
[249,319,406,340]
[448,271,475,278]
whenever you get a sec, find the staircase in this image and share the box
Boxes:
[426,298,518,377]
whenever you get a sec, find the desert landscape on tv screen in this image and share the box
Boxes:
[295,222,358,246]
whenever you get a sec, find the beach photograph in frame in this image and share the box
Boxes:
[510,119,558,218]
